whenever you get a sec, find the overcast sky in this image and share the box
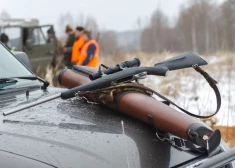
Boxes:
[0,0,225,32]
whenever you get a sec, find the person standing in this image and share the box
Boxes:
[46,27,56,44]
[63,25,76,68]
[71,26,85,64]
[77,30,99,68]
[0,33,14,52]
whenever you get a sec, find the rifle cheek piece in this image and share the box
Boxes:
[187,123,221,153]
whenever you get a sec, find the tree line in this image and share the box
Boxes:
[1,0,235,55]
[140,0,235,54]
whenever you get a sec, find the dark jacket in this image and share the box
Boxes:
[82,43,96,66]
[64,33,76,68]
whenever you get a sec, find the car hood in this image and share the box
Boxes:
[0,87,201,168]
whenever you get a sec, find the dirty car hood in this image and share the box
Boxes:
[0,87,201,168]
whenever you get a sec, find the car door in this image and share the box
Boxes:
[2,26,22,51]
[27,25,56,78]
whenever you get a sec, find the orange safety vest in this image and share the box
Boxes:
[77,40,99,68]
[71,37,84,63]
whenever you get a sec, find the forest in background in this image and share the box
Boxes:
[1,0,235,55]
[56,0,235,55]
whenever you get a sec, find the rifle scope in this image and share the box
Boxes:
[89,58,141,80]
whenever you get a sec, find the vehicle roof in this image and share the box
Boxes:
[0,18,44,27]
[0,87,203,168]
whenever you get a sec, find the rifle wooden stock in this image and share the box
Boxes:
[58,68,221,152]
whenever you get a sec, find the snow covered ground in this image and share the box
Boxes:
[101,52,235,126]
[142,54,235,126]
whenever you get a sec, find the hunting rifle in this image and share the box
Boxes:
[3,52,221,155]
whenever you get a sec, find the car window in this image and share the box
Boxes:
[31,28,46,45]
[41,26,53,38]
[3,27,21,49]
[0,44,32,78]
[41,25,56,44]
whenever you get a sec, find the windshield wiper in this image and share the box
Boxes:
[0,75,49,89]
[0,78,18,84]
[0,78,18,89]
[187,147,235,168]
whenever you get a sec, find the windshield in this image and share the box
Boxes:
[0,44,41,88]
[3,27,21,49]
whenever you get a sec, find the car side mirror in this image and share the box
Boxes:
[14,52,31,70]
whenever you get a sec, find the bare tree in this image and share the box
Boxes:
[140,9,170,53]
[57,12,74,36]
[75,13,85,26]
[0,10,11,19]
[65,12,74,28]
[220,0,235,51]
[84,16,99,39]
[176,0,217,53]
[99,31,118,55]
[191,12,198,53]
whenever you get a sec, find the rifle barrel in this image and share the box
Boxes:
[3,93,61,116]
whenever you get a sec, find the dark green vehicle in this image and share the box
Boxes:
[0,18,57,78]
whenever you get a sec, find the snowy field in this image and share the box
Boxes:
[101,52,235,126]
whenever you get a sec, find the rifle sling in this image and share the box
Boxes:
[144,65,221,119]
[78,66,221,119]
